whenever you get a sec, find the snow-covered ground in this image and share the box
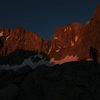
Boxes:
[0,54,54,71]
[0,53,93,71]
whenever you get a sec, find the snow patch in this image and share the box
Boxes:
[69,27,72,31]
[54,37,58,40]
[75,36,78,42]
[67,27,69,30]
[48,44,52,54]
[6,35,11,40]
[54,37,63,44]
[56,49,60,53]
[50,58,55,63]
[64,28,67,32]
[86,21,90,25]
[50,55,79,64]
[71,41,74,47]
[0,32,3,37]
[58,46,62,49]
[86,58,92,61]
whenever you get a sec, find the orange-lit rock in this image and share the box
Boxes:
[0,4,100,63]
[0,27,45,56]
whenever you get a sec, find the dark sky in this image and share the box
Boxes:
[0,0,99,39]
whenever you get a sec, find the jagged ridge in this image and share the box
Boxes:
[0,4,100,64]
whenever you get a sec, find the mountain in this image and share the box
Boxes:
[0,51,54,71]
[0,27,45,55]
[0,4,100,64]
[49,4,100,63]
[49,23,83,61]
[0,4,100,100]
[0,61,100,100]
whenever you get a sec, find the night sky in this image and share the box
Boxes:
[0,0,99,39]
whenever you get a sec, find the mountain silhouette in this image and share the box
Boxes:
[0,61,100,100]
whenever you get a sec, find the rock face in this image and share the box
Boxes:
[0,4,100,63]
[0,27,47,56]
[49,23,83,60]
[48,4,100,63]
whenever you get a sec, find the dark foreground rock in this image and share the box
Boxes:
[0,61,100,100]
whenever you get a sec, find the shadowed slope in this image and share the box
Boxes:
[0,49,50,65]
[0,61,100,100]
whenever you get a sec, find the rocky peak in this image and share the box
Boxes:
[93,4,100,20]
[0,27,45,56]
[48,23,83,60]
[48,5,100,63]
[0,4,100,64]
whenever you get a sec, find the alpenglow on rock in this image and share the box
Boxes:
[0,27,48,56]
[0,4,100,64]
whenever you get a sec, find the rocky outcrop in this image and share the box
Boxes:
[0,61,100,100]
[48,4,100,63]
[0,27,45,56]
[48,23,83,60]
[80,4,100,61]
[0,4,100,64]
